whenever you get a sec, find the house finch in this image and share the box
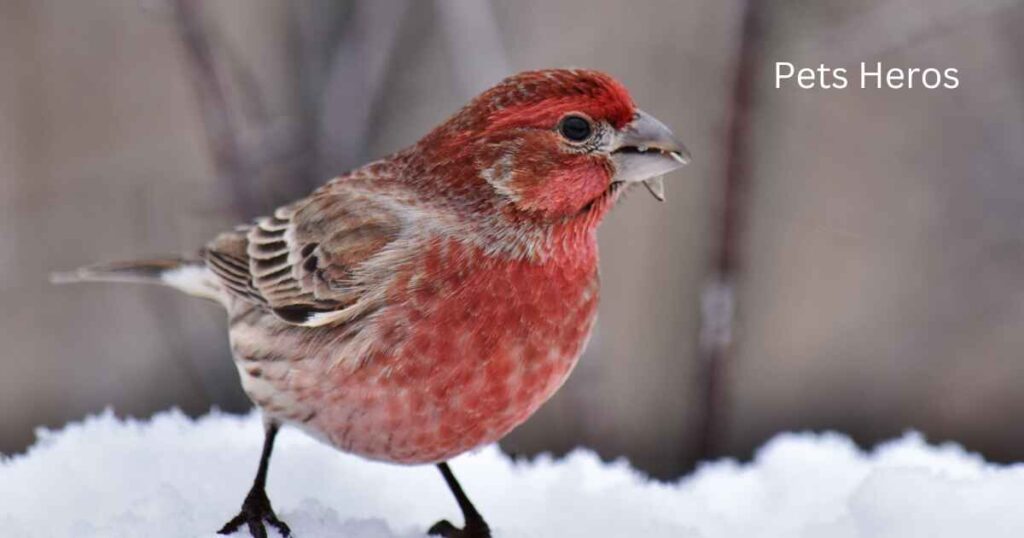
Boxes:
[56,69,690,538]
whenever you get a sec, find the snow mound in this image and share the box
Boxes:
[2,410,1024,538]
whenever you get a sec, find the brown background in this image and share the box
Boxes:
[1,0,1022,479]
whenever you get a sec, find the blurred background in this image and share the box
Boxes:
[2,0,1023,479]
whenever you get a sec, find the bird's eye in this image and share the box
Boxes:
[558,115,593,142]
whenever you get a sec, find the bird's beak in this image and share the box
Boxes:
[610,109,691,201]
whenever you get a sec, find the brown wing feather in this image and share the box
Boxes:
[204,172,404,326]
[203,229,265,304]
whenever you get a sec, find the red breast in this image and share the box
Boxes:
[300,236,600,464]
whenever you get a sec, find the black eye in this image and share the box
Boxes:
[559,115,593,142]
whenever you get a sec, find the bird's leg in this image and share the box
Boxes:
[428,462,491,538]
[218,421,291,538]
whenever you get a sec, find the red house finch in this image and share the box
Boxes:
[56,69,689,537]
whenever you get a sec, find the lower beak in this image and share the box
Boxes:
[610,109,691,201]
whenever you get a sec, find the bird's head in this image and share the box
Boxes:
[413,69,690,222]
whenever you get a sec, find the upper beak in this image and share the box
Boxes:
[610,109,691,201]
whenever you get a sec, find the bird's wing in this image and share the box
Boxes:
[204,175,406,327]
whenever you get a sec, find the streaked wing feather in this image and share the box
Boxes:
[204,175,403,326]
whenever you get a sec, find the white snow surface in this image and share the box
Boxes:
[2,410,1024,538]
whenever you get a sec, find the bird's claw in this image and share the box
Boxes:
[428,518,491,538]
[217,488,291,538]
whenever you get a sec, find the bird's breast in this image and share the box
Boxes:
[293,237,601,463]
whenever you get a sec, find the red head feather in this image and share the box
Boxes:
[472,69,637,132]
[408,69,639,223]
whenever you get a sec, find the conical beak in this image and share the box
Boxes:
[610,109,691,201]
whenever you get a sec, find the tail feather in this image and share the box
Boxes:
[51,258,223,302]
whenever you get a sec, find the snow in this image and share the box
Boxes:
[2,410,1024,538]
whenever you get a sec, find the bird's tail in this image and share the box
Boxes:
[51,257,222,302]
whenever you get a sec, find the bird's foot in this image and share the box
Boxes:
[428,516,491,538]
[217,487,291,538]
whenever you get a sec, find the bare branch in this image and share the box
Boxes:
[170,0,256,218]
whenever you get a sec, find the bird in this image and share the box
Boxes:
[54,68,690,538]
